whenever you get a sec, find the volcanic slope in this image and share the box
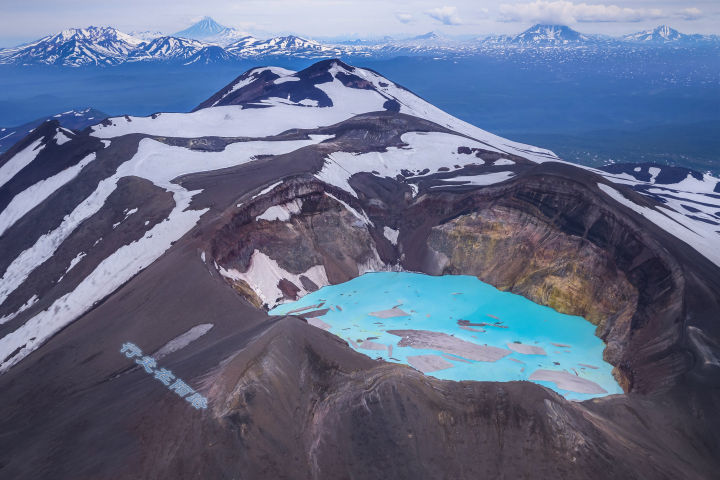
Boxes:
[0,59,718,479]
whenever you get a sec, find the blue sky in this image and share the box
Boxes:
[1,0,718,46]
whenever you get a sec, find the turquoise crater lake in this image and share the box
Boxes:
[269,272,623,401]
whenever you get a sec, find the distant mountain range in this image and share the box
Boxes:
[622,25,712,44]
[0,20,717,67]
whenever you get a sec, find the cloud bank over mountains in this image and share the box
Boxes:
[497,1,704,24]
[426,6,463,26]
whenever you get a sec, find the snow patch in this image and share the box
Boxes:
[316,132,502,197]
[431,172,516,187]
[0,294,38,326]
[648,167,661,183]
[663,173,718,194]
[152,323,214,360]
[598,183,720,267]
[256,198,302,222]
[274,76,300,84]
[0,138,45,189]
[383,226,399,246]
[54,130,73,145]
[65,252,86,273]
[219,249,328,308]
[252,181,283,199]
[0,136,331,371]
[0,153,96,236]
[494,158,515,166]
[324,192,372,226]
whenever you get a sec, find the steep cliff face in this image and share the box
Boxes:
[427,208,637,327]
[211,180,384,308]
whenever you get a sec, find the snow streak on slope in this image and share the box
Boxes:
[431,172,516,188]
[0,153,96,236]
[90,82,386,139]
[0,186,205,372]
[598,183,720,267]
[0,139,45,188]
[219,250,329,308]
[0,135,332,372]
[211,67,296,106]
[316,131,505,196]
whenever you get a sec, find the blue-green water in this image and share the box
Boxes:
[269,272,623,401]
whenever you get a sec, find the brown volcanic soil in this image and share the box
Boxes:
[0,112,719,479]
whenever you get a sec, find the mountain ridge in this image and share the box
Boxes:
[1,23,717,67]
[0,108,107,153]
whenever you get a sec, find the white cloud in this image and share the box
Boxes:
[499,1,664,24]
[395,12,413,24]
[678,7,703,21]
[426,6,462,25]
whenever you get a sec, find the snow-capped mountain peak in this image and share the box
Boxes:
[655,25,680,40]
[173,16,251,46]
[131,36,207,62]
[410,32,442,41]
[623,25,687,43]
[175,16,227,38]
[227,34,343,58]
[511,24,592,46]
[0,26,143,66]
[54,26,142,45]
[94,59,556,165]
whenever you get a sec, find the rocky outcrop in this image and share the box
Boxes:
[427,207,637,328]
[212,180,384,307]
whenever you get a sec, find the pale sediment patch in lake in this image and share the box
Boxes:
[407,354,454,373]
[388,329,511,362]
[442,353,472,364]
[287,303,324,315]
[370,307,410,318]
[357,339,387,351]
[307,317,332,330]
[507,343,547,355]
[299,308,330,318]
[459,325,485,332]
